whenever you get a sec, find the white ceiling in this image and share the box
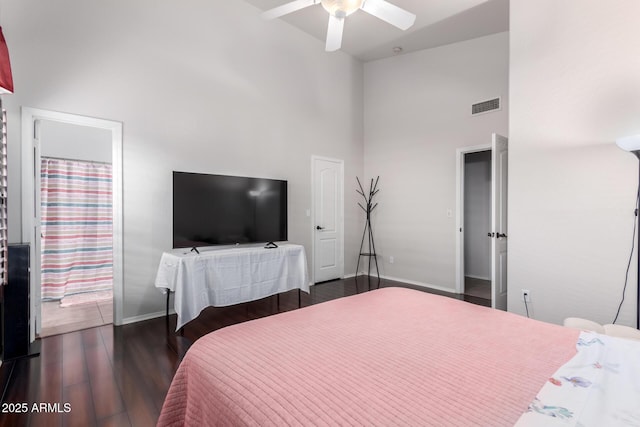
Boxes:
[244,0,509,62]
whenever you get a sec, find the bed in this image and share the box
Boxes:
[157,287,640,426]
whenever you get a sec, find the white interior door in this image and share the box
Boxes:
[312,156,344,283]
[491,133,508,310]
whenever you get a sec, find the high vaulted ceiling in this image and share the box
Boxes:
[244,0,509,62]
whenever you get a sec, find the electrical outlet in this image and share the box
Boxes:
[389,256,394,264]
[521,289,531,303]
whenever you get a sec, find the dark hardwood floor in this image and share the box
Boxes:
[0,276,489,427]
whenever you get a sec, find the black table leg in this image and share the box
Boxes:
[165,290,170,333]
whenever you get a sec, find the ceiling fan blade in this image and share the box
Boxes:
[360,0,416,30]
[261,0,317,20]
[325,14,344,52]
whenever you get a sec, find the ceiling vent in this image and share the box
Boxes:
[472,97,501,116]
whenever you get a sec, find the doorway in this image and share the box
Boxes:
[311,156,344,283]
[455,134,509,310]
[21,108,123,341]
[462,150,492,301]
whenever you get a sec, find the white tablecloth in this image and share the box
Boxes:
[155,244,310,330]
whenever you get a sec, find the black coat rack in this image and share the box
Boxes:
[356,176,380,290]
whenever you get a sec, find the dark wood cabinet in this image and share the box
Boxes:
[3,244,30,359]
[0,103,37,361]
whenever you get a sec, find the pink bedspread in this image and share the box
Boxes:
[158,287,579,426]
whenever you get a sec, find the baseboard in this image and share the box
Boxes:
[343,273,357,279]
[122,308,175,326]
[464,274,490,281]
[356,273,458,295]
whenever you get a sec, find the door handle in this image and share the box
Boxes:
[496,232,507,238]
[316,226,324,230]
[487,232,495,237]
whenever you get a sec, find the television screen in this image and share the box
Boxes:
[173,172,288,248]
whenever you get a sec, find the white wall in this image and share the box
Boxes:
[363,32,508,291]
[40,120,112,163]
[1,0,364,322]
[464,150,491,280]
[509,0,640,326]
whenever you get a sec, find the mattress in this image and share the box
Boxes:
[158,287,579,426]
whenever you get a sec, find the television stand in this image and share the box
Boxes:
[155,244,310,331]
[264,241,278,249]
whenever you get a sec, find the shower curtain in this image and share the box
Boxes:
[40,158,113,300]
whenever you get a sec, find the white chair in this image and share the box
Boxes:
[563,317,605,334]
[603,324,640,342]
[563,317,640,342]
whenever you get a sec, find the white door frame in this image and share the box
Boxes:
[310,155,344,284]
[455,143,491,294]
[21,107,124,341]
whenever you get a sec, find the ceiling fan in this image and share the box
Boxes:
[261,0,416,52]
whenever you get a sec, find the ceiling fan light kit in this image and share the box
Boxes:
[261,0,416,52]
[321,0,364,17]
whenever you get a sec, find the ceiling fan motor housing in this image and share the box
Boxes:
[261,0,416,52]
[321,0,364,17]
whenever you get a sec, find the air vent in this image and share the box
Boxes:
[472,97,501,115]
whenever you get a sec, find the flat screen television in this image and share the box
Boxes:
[173,171,288,248]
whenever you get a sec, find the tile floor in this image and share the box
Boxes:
[40,298,113,338]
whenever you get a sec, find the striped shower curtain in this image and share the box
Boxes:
[40,158,113,300]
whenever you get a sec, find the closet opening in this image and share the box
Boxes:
[455,134,509,311]
[461,150,492,303]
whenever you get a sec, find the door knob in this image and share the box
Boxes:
[496,232,507,238]
[316,226,324,230]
